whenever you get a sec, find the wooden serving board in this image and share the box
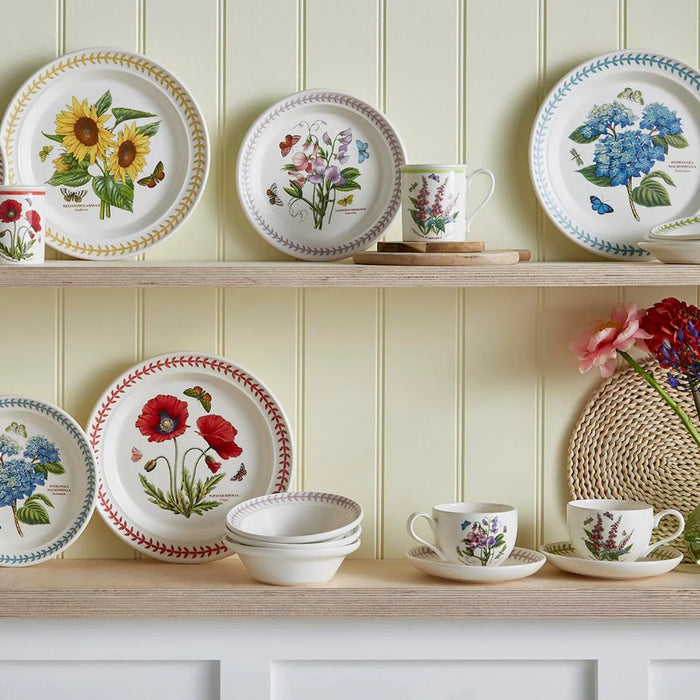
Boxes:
[352,250,520,266]
[377,241,486,253]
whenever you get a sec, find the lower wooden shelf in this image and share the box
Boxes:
[0,558,698,619]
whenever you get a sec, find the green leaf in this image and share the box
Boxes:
[137,121,160,138]
[333,180,361,192]
[42,131,65,144]
[16,500,50,525]
[340,167,361,181]
[94,90,113,117]
[46,164,92,188]
[652,135,669,154]
[665,133,689,149]
[410,210,424,229]
[569,127,600,144]
[283,181,303,199]
[191,500,222,516]
[92,175,134,213]
[631,179,671,207]
[641,170,675,187]
[434,218,446,233]
[200,472,225,497]
[577,165,612,187]
[26,493,54,508]
[43,461,65,475]
[112,107,157,127]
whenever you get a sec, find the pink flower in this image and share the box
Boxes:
[569,303,652,377]
[292,152,313,173]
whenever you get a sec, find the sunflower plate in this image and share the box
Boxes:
[0,48,209,259]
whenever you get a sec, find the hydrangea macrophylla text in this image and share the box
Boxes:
[570,297,700,449]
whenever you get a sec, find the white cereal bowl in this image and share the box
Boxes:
[224,525,361,550]
[648,215,700,240]
[226,491,363,544]
[638,239,700,264]
[228,538,361,585]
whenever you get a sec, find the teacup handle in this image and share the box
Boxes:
[406,512,447,562]
[645,508,685,556]
[464,168,496,234]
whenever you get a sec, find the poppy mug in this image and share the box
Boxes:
[0,186,45,264]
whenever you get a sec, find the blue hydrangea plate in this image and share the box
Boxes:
[530,50,700,259]
[0,396,96,566]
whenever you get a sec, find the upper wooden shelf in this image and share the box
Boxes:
[1,260,700,288]
[0,558,698,619]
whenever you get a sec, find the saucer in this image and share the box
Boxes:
[638,239,700,264]
[540,541,683,579]
[406,546,546,583]
[649,215,700,240]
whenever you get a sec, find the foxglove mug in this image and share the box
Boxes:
[407,502,517,566]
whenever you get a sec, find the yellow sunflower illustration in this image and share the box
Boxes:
[108,123,151,184]
[55,97,114,165]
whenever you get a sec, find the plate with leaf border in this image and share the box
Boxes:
[530,50,700,259]
[237,88,406,261]
[87,353,294,562]
[0,395,96,567]
[0,48,209,259]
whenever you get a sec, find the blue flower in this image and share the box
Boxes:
[580,101,636,138]
[639,102,682,138]
[0,458,44,506]
[23,435,60,466]
[593,130,665,186]
[0,434,20,457]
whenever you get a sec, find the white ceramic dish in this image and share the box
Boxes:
[406,546,546,583]
[530,50,700,259]
[638,239,700,263]
[0,48,209,259]
[648,215,700,240]
[87,353,294,562]
[226,491,363,544]
[224,525,360,550]
[540,541,683,579]
[237,88,406,261]
[228,537,361,585]
[0,396,96,566]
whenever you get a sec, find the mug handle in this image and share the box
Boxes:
[645,508,685,556]
[464,168,496,234]
[406,512,447,561]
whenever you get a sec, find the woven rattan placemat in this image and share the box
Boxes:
[568,358,700,559]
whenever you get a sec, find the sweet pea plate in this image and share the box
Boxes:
[237,88,406,260]
[0,396,96,566]
[87,353,293,562]
[530,50,700,259]
[0,48,209,259]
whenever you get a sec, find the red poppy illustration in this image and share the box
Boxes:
[205,454,222,474]
[0,199,22,223]
[25,209,42,233]
[196,414,243,460]
[135,394,189,442]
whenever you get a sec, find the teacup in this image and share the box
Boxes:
[407,502,517,566]
[0,186,45,264]
[567,499,685,562]
[400,164,495,241]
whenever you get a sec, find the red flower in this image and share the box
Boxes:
[641,297,700,369]
[25,209,41,233]
[135,394,189,442]
[0,199,22,223]
[204,454,222,473]
[196,414,242,460]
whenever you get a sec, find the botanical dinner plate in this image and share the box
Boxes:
[0,48,209,259]
[0,396,96,566]
[87,353,294,562]
[530,50,700,259]
[406,546,546,583]
[540,541,683,579]
[237,88,406,260]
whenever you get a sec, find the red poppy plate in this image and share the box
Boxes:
[0,48,208,259]
[87,354,294,562]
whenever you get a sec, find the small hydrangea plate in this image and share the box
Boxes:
[530,50,700,259]
[540,541,683,579]
[406,545,546,583]
[0,396,96,566]
[87,353,293,562]
[237,88,406,260]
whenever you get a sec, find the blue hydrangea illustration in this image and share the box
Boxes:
[0,458,45,506]
[569,91,688,221]
[24,435,60,467]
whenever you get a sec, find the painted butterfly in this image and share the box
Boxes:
[590,195,614,215]
[408,182,418,193]
[231,463,247,482]
[337,194,353,207]
[5,422,27,438]
[137,161,165,188]
[356,140,369,163]
[266,182,282,206]
[569,148,583,167]
[279,134,301,157]
[617,87,644,105]
[428,173,440,182]
[60,187,87,203]
[38,145,53,162]
[184,385,212,412]
[131,447,143,462]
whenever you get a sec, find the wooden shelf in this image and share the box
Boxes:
[2,260,700,287]
[0,558,697,619]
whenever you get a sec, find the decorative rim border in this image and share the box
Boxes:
[408,545,544,565]
[237,89,406,261]
[541,541,681,563]
[87,353,294,562]
[0,48,209,259]
[529,50,700,259]
[0,396,97,566]
[650,215,700,235]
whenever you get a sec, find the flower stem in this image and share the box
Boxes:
[625,180,640,222]
[620,350,700,449]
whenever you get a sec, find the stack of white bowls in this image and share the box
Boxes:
[224,491,363,585]
[639,215,700,263]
